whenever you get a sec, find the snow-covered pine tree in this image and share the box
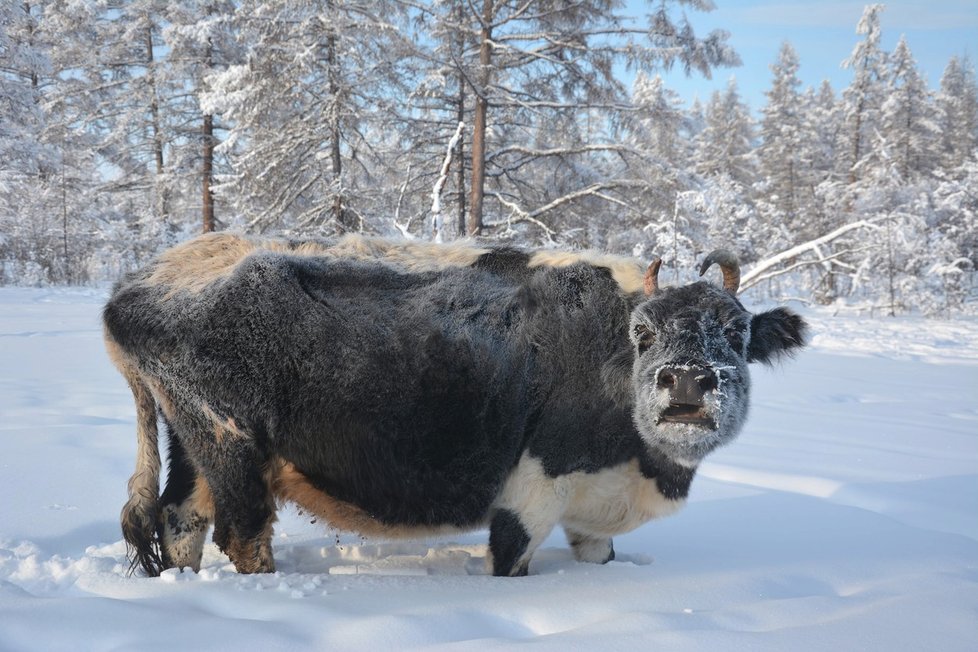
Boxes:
[619,72,693,253]
[840,4,888,185]
[933,156,978,274]
[161,0,237,234]
[880,36,940,181]
[693,77,755,187]
[806,80,842,184]
[409,0,739,238]
[86,1,174,235]
[0,1,56,282]
[203,0,411,235]
[936,55,978,173]
[0,1,106,283]
[757,42,814,235]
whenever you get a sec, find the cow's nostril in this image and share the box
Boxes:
[698,371,718,392]
[658,371,676,389]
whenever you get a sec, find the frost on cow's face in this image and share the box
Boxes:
[626,251,807,466]
[629,281,753,465]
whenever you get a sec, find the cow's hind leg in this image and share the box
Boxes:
[189,421,276,574]
[158,431,213,572]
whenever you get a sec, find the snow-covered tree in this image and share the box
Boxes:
[694,77,755,186]
[879,36,940,181]
[936,55,978,172]
[757,42,813,231]
[204,0,410,235]
[806,80,842,182]
[162,1,238,233]
[840,3,888,184]
[411,0,740,236]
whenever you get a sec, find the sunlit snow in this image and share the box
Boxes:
[1,288,975,651]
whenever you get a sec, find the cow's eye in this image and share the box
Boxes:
[634,324,655,353]
[724,327,745,351]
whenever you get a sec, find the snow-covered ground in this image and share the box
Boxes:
[1,287,975,651]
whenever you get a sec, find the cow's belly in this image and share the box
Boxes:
[271,458,488,539]
[560,459,686,537]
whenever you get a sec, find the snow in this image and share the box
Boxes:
[1,287,976,651]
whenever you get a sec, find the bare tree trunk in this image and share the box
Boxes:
[145,25,168,229]
[201,16,216,235]
[848,100,863,185]
[61,142,69,283]
[885,215,896,316]
[326,1,346,231]
[468,0,493,236]
[455,70,467,237]
[202,113,215,233]
[454,0,467,237]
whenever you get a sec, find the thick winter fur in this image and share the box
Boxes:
[136,231,646,299]
[105,238,806,577]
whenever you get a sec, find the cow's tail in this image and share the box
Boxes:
[103,320,165,577]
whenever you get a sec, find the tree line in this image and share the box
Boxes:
[1,2,975,315]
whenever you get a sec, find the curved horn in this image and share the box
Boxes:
[644,257,662,296]
[698,249,741,294]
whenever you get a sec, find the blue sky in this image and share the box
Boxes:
[646,0,978,111]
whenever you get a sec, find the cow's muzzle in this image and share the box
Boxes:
[655,365,718,429]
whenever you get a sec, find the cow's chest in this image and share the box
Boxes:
[560,459,686,537]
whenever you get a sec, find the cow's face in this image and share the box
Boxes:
[628,253,806,465]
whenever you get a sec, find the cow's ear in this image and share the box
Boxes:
[747,307,807,364]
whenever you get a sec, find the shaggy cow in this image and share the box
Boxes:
[104,239,806,577]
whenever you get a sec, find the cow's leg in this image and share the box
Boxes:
[158,431,213,572]
[488,455,567,577]
[190,424,276,574]
[564,528,615,564]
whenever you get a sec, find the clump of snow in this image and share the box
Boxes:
[0,288,975,651]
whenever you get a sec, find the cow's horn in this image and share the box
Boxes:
[644,257,662,296]
[699,249,740,294]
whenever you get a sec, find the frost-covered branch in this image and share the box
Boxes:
[741,220,884,290]
[431,121,465,243]
[484,180,649,237]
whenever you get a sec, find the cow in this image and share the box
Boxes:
[104,239,806,577]
[109,232,651,575]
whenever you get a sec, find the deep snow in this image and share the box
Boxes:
[0,287,975,651]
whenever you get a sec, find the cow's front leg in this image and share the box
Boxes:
[488,455,567,577]
[565,528,615,564]
[158,430,213,572]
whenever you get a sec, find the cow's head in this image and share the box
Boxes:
[629,250,807,465]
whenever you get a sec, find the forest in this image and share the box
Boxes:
[1,1,976,315]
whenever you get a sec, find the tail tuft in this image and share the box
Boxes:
[121,487,164,577]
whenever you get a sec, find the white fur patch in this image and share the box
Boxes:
[561,459,685,538]
[489,454,569,573]
[492,454,569,535]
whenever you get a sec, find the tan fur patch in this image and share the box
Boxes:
[105,330,161,504]
[328,233,489,271]
[225,518,276,574]
[146,232,261,298]
[201,403,249,444]
[143,377,177,424]
[270,459,467,540]
[528,249,646,294]
[190,475,215,518]
[140,232,643,302]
